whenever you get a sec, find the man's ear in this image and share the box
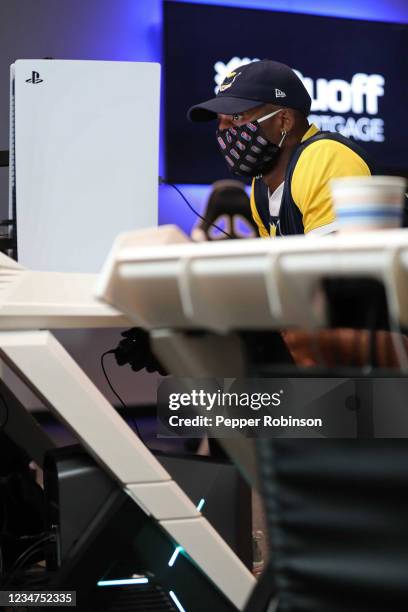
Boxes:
[280,109,296,133]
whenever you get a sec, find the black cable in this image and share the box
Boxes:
[3,545,48,588]
[101,350,126,409]
[18,532,47,541]
[100,351,143,440]
[2,533,52,587]
[160,178,233,239]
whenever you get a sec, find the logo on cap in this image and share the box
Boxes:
[219,71,242,92]
[275,89,286,98]
[214,57,260,94]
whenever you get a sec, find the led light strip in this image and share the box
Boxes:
[169,590,186,612]
[168,499,206,567]
[97,577,148,587]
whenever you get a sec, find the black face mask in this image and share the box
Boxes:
[216,109,287,178]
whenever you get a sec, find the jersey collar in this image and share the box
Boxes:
[301,123,320,143]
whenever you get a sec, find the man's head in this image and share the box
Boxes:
[187,59,311,122]
[187,60,311,177]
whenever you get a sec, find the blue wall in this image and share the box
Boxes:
[167,0,408,23]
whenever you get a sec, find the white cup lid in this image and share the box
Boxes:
[330,175,407,191]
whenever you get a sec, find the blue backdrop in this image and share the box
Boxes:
[131,0,408,235]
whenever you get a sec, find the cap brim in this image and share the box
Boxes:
[187,96,262,122]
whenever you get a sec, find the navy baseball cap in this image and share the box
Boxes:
[187,59,311,122]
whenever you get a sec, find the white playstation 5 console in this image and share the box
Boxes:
[9,59,160,273]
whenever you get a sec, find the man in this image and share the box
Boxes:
[188,59,371,238]
[188,60,405,367]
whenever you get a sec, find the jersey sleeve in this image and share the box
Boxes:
[291,140,371,234]
[250,178,270,238]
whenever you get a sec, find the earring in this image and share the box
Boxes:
[278,129,287,147]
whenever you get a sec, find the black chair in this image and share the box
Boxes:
[246,438,408,612]
[190,179,258,241]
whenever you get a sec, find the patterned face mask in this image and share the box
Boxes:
[216,108,286,178]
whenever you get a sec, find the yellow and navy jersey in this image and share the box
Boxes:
[250,124,372,238]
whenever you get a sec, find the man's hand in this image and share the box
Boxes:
[282,329,408,368]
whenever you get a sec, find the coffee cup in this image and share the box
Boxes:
[330,175,407,232]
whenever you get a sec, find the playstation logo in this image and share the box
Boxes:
[26,71,43,84]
